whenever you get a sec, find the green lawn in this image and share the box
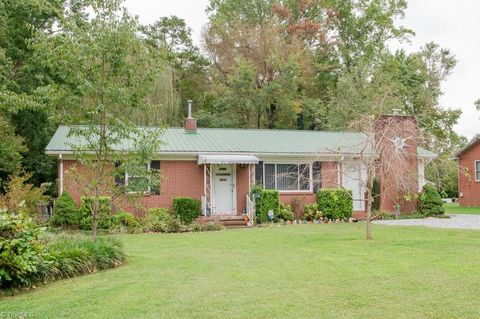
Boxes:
[2,224,480,318]
[444,202,480,215]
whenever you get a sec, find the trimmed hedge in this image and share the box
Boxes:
[172,197,201,224]
[316,189,353,220]
[419,184,445,216]
[79,197,113,230]
[253,187,280,223]
[50,192,78,227]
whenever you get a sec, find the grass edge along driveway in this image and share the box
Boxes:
[2,224,480,319]
[444,202,480,215]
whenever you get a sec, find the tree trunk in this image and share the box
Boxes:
[366,188,372,240]
[92,195,99,242]
[366,170,374,240]
[267,102,278,129]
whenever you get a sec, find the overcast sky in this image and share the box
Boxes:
[124,0,479,139]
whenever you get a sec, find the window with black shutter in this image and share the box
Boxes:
[312,161,321,193]
[114,161,125,186]
[150,160,161,195]
[255,161,263,186]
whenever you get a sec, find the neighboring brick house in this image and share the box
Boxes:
[45,112,435,220]
[457,136,480,207]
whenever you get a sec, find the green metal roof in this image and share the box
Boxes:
[45,125,435,157]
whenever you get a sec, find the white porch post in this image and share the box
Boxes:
[248,164,251,193]
[209,163,213,215]
[59,154,64,195]
[203,164,207,216]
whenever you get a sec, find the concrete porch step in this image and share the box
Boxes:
[215,214,246,221]
[217,215,249,228]
[199,214,251,228]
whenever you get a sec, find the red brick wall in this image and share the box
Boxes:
[63,160,205,216]
[375,115,419,213]
[458,142,480,206]
[321,161,339,188]
[236,165,250,214]
[140,161,204,211]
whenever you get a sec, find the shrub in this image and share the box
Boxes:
[50,192,78,227]
[79,197,113,230]
[189,221,224,232]
[304,203,322,221]
[111,210,141,233]
[317,189,353,220]
[145,208,183,233]
[290,197,304,219]
[0,214,125,289]
[419,184,445,216]
[253,188,280,223]
[275,204,294,222]
[112,210,136,227]
[0,172,49,218]
[172,197,201,224]
[0,213,53,288]
[46,234,125,279]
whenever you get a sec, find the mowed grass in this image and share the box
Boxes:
[444,202,480,215]
[2,224,480,319]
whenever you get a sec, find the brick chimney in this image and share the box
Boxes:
[184,100,197,134]
[374,112,419,213]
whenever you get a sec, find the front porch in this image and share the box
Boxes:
[198,154,258,220]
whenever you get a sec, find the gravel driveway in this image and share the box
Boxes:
[373,214,480,230]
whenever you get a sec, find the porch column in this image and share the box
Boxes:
[203,164,207,216]
[209,163,213,215]
[59,154,64,195]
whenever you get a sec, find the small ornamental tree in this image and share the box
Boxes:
[347,114,420,240]
[419,184,445,216]
[39,0,164,240]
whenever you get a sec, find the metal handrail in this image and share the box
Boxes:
[246,194,255,226]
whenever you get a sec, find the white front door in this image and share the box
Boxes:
[342,163,365,211]
[213,164,236,215]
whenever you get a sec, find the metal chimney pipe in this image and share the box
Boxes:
[187,100,193,118]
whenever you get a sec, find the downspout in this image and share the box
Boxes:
[338,156,344,187]
[59,154,64,195]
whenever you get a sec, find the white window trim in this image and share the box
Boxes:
[263,162,313,193]
[475,160,480,182]
[125,162,151,194]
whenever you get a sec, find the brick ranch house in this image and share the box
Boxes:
[45,112,435,220]
[457,136,480,206]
